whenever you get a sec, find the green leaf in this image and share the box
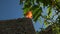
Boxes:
[31,5,40,19]
[33,7,42,22]
[23,2,32,9]
[44,20,48,27]
[47,7,52,19]
[23,7,32,16]
[23,8,29,15]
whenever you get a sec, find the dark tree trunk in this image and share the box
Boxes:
[0,18,36,34]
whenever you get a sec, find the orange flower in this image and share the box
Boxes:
[25,11,32,19]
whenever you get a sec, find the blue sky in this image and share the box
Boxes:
[0,0,23,20]
[0,0,42,31]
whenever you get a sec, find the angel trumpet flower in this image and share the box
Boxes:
[25,11,32,19]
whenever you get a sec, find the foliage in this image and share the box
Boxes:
[36,22,60,34]
[19,0,60,34]
[20,0,60,22]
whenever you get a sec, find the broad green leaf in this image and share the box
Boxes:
[23,6,32,15]
[33,8,42,22]
[33,9,40,22]
[23,2,32,9]
[44,20,48,27]
[23,8,29,15]
[49,11,52,17]
[47,7,52,19]
[47,7,51,13]
[31,5,40,18]
[32,8,39,18]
